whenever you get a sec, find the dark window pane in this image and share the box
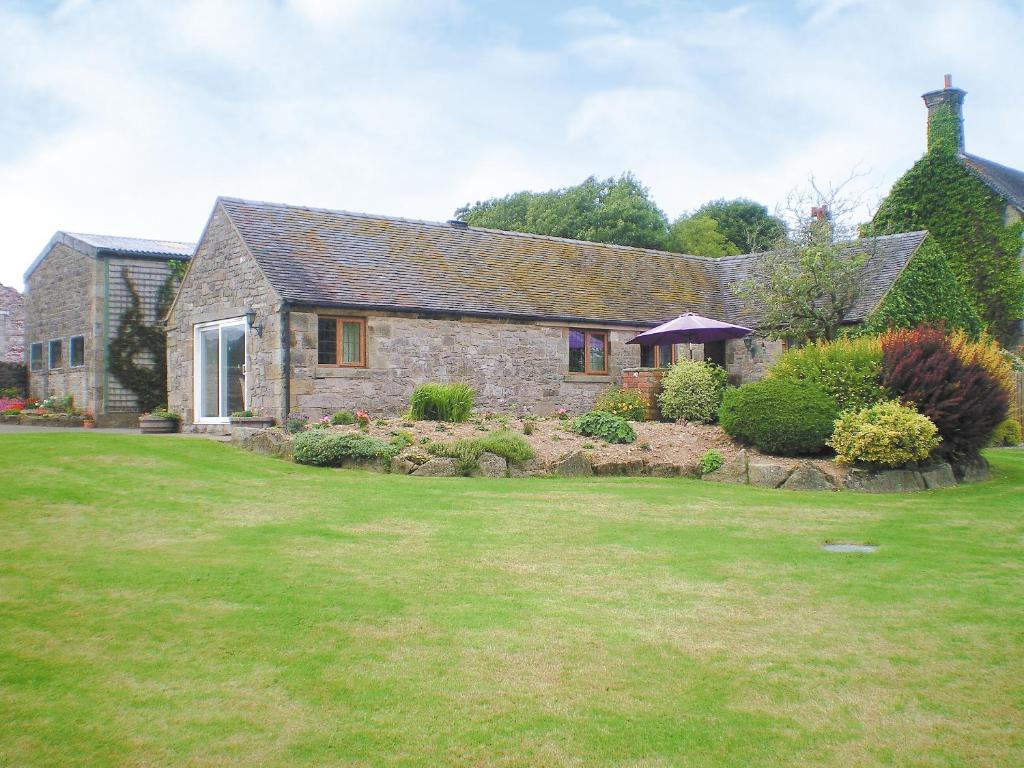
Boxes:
[640,345,655,368]
[70,336,85,367]
[30,343,43,371]
[568,329,585,373]
[341,321,361,364]
[588,333,607,373]
[317,318,337,365]
[48,340,62,370]
[658,344,673,368]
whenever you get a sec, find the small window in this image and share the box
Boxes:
[568,328,609,375]
[69,336,85,368]
[317,316,366,367]
[640,343,675,369]
[48,339,62,370]
[30,343,43,371]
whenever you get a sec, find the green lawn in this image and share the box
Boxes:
[0,433,1022,767]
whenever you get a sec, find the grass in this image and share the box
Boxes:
[0,433,1022,767]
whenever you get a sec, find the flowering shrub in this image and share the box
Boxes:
[571,411,636,444]
[881,325,1008,458]
[284,412,308,434]
[768,335,886,412]
[0,398,25,413]
[594,387,648,421]
[719,378,839,455]
[39,394,74,413]
[828,401,940,467]
[556,408,569,420]
[355,410,370,429]
[658,360,728,422]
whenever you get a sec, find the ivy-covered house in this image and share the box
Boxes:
[873,76,1024,345]
[24,232,193,426]
[165,196,937,429]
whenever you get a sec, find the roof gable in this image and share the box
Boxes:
[960,153,1024,212]
[216,196,928,329]
[24,232,195,282]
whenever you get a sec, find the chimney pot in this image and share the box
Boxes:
[944,73,952,89]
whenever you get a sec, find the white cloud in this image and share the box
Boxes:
[0,0,1021,289]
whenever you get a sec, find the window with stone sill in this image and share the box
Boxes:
[69,335,85,368]
[317,316,366,367]
[568,328,609,375]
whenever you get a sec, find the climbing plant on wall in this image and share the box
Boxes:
[872,151,1024,345]
[860,237,983,336]
[108,264,184,412]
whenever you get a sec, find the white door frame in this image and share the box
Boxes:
[193,317,248,424]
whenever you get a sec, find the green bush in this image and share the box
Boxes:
[827,401,941,467]
[409,383,475,422]
[331,410,355,425]
[571,411,636,444]
[594,387,648,421]
[719,379,839,455]
[767,335,886,412]
[990,417,1023,447]
[479,430,535,463]
[699,449,723,475]
[658,360,728,422]
[427,438,485,463]
[293,431,397,467]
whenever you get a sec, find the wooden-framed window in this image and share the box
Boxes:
[30,343,43,371]
[639,344,675,369]
[69,336,85,368]
[317,316,366,367]
[48,339,62,370]
[568,328,609,375]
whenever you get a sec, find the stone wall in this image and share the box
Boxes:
[288,310,646,418]
[24,243,97,411]
[166,205,283,425]
[0,285,25,365]
[725,335,784,384]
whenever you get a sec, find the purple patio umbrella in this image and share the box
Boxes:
[626,312,753,347]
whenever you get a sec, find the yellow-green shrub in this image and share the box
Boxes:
[989,417,1022,447]
[767,335,885,412]
[828,401,940,467]
[947,329,1016,399]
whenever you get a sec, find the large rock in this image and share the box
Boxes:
[704,449,749,484]
[412,457,461,477]
[748,462,793,489]
[919,462,957,490]
[592,458,646,476]
[390,456,416,475]
[843,468,924,493]
[648,462,682,477]
[240,428,293,460]
[508,459,547,478]
[781,463,836,491]
[477,452,508,478]
[550,451,593,477]
[952,454,989,484]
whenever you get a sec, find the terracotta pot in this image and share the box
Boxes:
[82,420,96,429]
[139,415,178,434]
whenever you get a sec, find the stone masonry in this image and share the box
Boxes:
[0,284,25,365]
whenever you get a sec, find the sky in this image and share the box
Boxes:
[1,0,1022,289]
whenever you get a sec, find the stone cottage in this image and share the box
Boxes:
[165,196,930,429]
[24,232,194,425]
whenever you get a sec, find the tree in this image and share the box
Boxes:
[740,178,879,343]
[693,198,787,253]
[665,215,740,257]
[455,173,670,250]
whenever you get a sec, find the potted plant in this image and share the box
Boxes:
[139,409,181,434]
[229,409,276,429]
[82,412,96,429]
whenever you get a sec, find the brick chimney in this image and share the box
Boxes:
[922,74,966,154]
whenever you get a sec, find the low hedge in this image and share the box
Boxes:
[719,379,839,455]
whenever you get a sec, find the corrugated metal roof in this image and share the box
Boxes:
[217,196,928,329]
[24,231,194,282]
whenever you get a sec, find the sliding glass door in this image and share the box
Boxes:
[194,319,247,423]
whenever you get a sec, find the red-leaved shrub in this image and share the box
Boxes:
[880,325,1008,458]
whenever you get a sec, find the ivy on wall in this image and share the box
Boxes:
[108,262,185,412]
[861,237,983,336]
[872,150,1024,345]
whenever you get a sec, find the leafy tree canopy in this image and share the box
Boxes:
[666,215,740,257]
[456,173,670,250]
[692,198,788,253]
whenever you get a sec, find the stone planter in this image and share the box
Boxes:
[82,420,96,429]
[230,416,277,430]
[19,413,84,428]
[139,415,179,434]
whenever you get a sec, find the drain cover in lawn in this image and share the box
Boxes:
[823,543,878,553]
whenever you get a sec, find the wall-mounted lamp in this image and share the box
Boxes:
[244,310,263,338]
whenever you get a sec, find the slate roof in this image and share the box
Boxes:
[24,232,195,282]
[217,196,928,329]
[960,153,1024,213]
